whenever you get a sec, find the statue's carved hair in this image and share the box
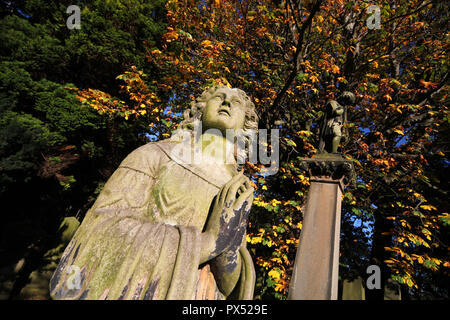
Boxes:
[172,85,259,166]
[178,85,258,132]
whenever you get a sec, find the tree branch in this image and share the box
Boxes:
[270,0,323,118]
[417,71,449,106]
[382,1,434,25]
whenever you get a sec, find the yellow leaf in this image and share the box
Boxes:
[432,258,441,266]
[201,39,213,48]
[413,191,422,199]
[297,130,312,136]
[331,65,340,74]
[268,269,281,281]
[274,282,286,292]
[249,236,262,244]
[284,138,297,147]
[406,278,415,287]
[164,31,179,42]
[309,75,319,83]
[420,204,437,211]
[393,128,404,135]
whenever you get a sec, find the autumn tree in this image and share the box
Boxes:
[80,0,448,299]
[6,0,447,300]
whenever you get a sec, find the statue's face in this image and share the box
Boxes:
[202,87,246,132]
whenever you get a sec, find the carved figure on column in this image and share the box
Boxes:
[318,91,355,154]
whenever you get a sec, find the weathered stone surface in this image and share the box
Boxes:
[298,154,356,187]
[288,94,356,300]
[0,259,24,300]
[318,91,355,154]
[342,277,365,300]
[15,217,80,300]
[288,179,343,300]
[384,278,401,300]
[49,86,257,300]
[288,155,355,299]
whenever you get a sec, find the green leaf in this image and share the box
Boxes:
[296,72,307,82]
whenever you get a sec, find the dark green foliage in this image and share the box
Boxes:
[0,1,167,297]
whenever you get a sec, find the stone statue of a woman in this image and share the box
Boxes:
[49,85,258,300]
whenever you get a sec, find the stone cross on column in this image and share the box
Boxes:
[288,154,355,300]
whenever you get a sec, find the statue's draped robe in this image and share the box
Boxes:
[318,100,346,153]
[49,140,255,300]
[321,101,343,136]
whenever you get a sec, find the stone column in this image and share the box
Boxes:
[288,156,355,300]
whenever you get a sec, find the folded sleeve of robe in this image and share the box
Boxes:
[49,144,202,300]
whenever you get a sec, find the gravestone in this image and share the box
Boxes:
[16,217,80,300]
[384,278,401,300]
[342,277,365,300]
